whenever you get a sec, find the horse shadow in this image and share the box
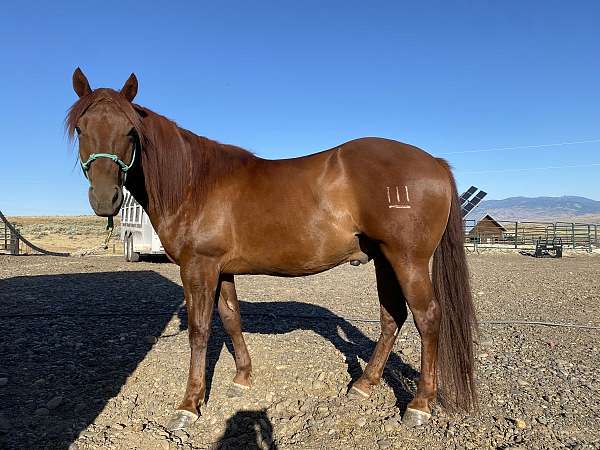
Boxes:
[0,270,183,450]
[0,269,419,450]
[176,299,420,413]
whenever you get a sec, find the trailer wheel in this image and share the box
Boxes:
[128,234,140,262]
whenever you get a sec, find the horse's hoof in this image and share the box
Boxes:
[347,385,370,401]
[167,409,199,431]
[402,407,431,427]
[227,382,250,398]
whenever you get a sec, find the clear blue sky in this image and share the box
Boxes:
[2,1,600,215]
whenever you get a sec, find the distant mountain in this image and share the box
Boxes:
[471,196,600,221]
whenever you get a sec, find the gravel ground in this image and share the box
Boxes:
[0,252,599,449]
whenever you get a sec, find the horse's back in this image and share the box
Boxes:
[338,137,445,173]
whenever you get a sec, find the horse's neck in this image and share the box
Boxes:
[127,127,192,224]
[128,130,255,230]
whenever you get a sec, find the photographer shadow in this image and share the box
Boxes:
[213,409,276,450]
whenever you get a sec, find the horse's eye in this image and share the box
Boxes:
[127,128,138,141]
[75,127,81,135]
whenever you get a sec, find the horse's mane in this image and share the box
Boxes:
[66,88,255,215]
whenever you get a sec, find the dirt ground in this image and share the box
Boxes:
[1,252,599,450]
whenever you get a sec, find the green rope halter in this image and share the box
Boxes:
[80,146,137,247]
[80,146,136,181]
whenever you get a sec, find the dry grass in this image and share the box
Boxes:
[573,214,600,223]
[6,216,122,254]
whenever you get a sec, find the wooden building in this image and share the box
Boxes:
[467,214,507,244]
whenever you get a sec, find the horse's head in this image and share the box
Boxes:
[69,68,140,217]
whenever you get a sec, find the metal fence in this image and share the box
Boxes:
[1,219,8,251]
[0,211,70,256]
[0,220,19,254]
[464,219,600,251]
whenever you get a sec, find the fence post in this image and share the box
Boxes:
[571,223,575,249]
[9,231,19,255]
[514,221,518,248]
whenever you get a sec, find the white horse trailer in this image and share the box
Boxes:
[120,188,164,261]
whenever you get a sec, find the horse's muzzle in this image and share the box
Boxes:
[88,185,123,217]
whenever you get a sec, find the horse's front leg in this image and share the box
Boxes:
[168,258,219,431]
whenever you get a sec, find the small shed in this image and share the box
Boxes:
[467,214,507,244]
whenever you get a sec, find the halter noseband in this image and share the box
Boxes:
[80,146,136,181]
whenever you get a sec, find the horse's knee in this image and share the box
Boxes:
[188,327,210,347]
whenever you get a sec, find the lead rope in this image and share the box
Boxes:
[103,216,114,250]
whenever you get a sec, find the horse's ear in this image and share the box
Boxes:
[120,73,138,102]
[72,67,92,98]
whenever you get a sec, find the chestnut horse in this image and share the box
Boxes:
[67,68,477,431]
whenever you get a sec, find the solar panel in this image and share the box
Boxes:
[459,186,478,205]
[461,190,487,217]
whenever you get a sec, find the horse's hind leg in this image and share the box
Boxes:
[217,274,253,396]
[349,256,408,398]
[383,251,440,426]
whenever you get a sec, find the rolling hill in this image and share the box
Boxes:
[471,196,600,222]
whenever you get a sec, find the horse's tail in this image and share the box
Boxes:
[432,159,478,411]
